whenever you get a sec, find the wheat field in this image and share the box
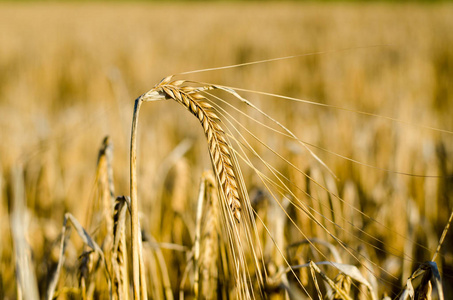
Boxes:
[1,2,453,299]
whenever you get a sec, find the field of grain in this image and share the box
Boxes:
[1,2,453,299]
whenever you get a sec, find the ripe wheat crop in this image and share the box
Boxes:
[1,3,453,300]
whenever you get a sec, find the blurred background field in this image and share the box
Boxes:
[1,2,453,299]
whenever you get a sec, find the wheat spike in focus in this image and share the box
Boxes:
[141,76,243,222]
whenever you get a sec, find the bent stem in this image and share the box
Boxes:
[130,97,147,300]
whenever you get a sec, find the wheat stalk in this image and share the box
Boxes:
[130,97,148,300]
[10,165,39,300]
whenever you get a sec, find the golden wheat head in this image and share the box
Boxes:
[140,76,243,223]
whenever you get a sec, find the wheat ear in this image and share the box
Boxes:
[140,76,242,222]
[112,196,129,300]
[96,136,115,254]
